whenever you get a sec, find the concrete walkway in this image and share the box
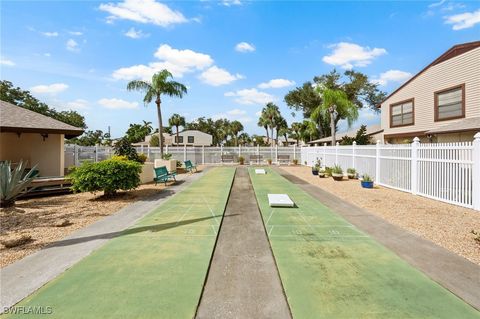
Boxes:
[0,171,205,311]
[196,167,292,319]
[277,167,480,311]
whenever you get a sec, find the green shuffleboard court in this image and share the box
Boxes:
[4,167,235,319]
[248,168,479,319]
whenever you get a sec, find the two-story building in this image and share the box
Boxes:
[380,41,480,143]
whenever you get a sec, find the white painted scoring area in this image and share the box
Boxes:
[255,169,266,174]
[268,194,295,207]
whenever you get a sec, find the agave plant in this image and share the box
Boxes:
[0,160,37,207]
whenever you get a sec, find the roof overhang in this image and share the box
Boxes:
[0,126,84,138]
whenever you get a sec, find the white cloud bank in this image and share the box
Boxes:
[199,66,244,86]
[235,42,255,53]
[322,42,387,69]
[98,98,139,109]
[99,0,187,27]
[225,88,275,105]
[258,78,295,89]
[30,83,69,95]
[373,70,412,86]
[444,9,480,30]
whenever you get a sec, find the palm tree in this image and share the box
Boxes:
[229,120,244,146]
[291,122,302,146]
[314,87,358,145]
[237,132,251,146]
[168,113,186,146]
[264,102,281,146]
[257,114,269,144]
[127,70,187,157]
[276,116,289,146]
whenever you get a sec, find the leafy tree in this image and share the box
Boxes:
[340,125,371,145]
[257,114,270,144]
[0,80,87,129]
[237,132,251,146]
[260,102,281,145]
[66,130,107,146]
[291,122,302,146]
[168,113,186,145]
[276,116,289,146]
[127,70,187,157]
[229,120,244,146]
[113,137,140,162]
[149,134,159,147]
[125,121,153,143]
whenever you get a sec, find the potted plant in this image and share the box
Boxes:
[318,168,326,178]
[324,166,332,177]
[347,168,357,179]
[292,159,299,165]
[331,165,343,181]
[361,174,374,188]
[238,156,245,165]
[311,159,321,175]
[267,158,272,165]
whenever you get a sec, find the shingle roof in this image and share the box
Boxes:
[425,117,480,135]
[0,100,84,137]
[308,124,383,144]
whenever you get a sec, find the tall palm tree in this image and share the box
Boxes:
[257,114,269,144]
[276,116,288,146]
[237,132,251,146]
[229,120,244,146]
[291,122,302,146]
[264,102,280,146]
[168,113,186,146]
[127,70,187,157]
[313,87,358,145]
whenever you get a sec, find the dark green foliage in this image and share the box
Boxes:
[125,121,153,143]
[340,125,372,145]
[69,158,141,196]
[67,130,109,146]
[0,80,87,129]
[113,137,140,162]
[149,134,160,147]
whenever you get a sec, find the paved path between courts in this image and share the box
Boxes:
[1,171,205,312]
[196,167,292,319]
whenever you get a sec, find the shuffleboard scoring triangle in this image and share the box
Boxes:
[268,194,294,207]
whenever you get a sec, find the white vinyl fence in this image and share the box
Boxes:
[301,134,480,211]
[65,145,300,167]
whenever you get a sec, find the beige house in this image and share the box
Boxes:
[380,41,480,143]
[308,124,384,145]
[134,130,213,147]
[0,101,84,176]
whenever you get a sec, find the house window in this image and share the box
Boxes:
[435,84,465,121]
[187,136,194,144]
[390,99,414,128]
[175,136,183,144]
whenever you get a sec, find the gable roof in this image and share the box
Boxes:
[0,100,84,138]
[378,41,480,107]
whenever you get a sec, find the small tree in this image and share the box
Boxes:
[113,137,139,162]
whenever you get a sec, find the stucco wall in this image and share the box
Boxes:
[0,132,64,176]
[381,47,480,138]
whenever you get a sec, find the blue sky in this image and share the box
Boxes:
[1,0,479,137]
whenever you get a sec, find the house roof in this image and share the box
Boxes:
[425,117,480,135]
[378,41,480,107]
[308,124,383,144]
[0,100,84,138]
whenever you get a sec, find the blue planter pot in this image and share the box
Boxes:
[361,181,374,189]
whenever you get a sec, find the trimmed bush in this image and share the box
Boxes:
[70,158,142,196]
[113,137,140,162]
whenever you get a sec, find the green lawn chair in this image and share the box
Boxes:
[154,166,176,186]
[184,160,197,173]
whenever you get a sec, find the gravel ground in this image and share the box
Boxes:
[0,183,167,268]
[280,166,480,266]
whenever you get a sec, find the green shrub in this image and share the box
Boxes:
[137,153,147,163]
[324,166,332,176]
[347,168,356,174]
[362,174,373,182]
[176,160,182,168]
[113,137,139,162]
[69,158,141,197]
[332,165,343,174]
[0,160,37,207]
[162,153,173,160]
[238,156,245,165]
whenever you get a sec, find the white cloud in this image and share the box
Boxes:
[124,27,149,39]
[66,99,89,110]
[66,39,79,52]
[428,0,446,8]
[224,88,276,105]
[199,66,243,86]
[112,44,214,80]
[322,42,387,69]
[444,9,480,30]
[30,83,69,95]
[41,31,59,37]
[372,70,412,86]
[255,110,262,117]
[235,42,255,53]
[222,0,242,6]
[69,31,83,36]
[99,0,187,27]
[44,53,51,57]
[213,108,252,123]
[0,58,15,66]
[258,78,295,89]
[98,98,139,109]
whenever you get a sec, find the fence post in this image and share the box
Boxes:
[275,144,278,165]
[165,144,168,155]
[147,145,151,160]
[352,141,356,170]
[202,145,205,165]
[183,145,187,161]
[323,143,327,166]
[293,144,296,160]
[335,142,339,165]
[472,133,480,210]
[256,145,259,156]
[239,145,241,157]
[74,145,79,166]
[95,145,98,162]
[375,140,381,185]
[411,137,420,195]
[141,145,144,155]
